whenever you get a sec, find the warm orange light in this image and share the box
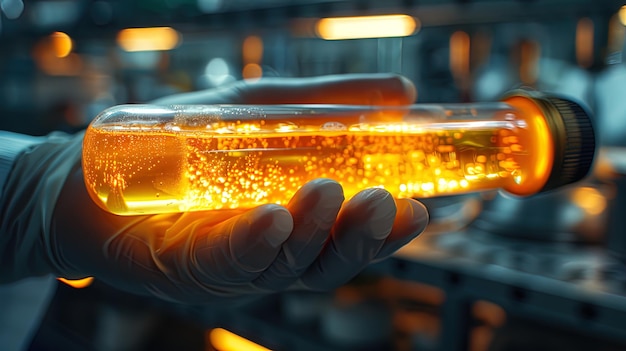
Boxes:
[316,14,419,40]
[32,36,83,76]
[57,277,94,289]
[449,31,470,81]
[572,186,607,215]
[608,14,626,55]
[117,27,181,52]
[501,96,554,196]
[472,300,507,327]
[576,18,594,68]
[518,40,540,84]
[50,32,73,58]
[243,35,263,64]
[83,93,591,216]
[209,328,271,351]
[242,63,262,80]
[619,5,626,26]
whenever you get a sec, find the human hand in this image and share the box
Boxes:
[1,74,429,304]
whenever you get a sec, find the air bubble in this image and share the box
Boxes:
[321,121,347,131]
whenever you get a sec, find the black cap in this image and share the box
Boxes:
[503,89,596,193]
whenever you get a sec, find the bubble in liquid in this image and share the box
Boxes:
[163,123,181,131]
[276,122,299,132]
[321,121,347,131]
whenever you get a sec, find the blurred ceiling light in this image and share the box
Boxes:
[242,63,262,81]
[316,14,419,40]
[518,40,540,84]
[243,35,263,64]
[619,5,626,26]
[571,186,607,216]
[205,57,233,86]
[51,31,73,58]
[117,27,181,52]
[576,18,594,68]
[449,31,470,81]
[57,277,94,289]
[209,328,270,351]
[33,34,83,76]
[607,13,626,62]
[1,0,24,19]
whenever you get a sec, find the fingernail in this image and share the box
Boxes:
[313,179,344,225]
[396,199,430,233]
[312,178,345,207]
[354,188,396,239]
[264,206,293,247]
[370,199,430,260]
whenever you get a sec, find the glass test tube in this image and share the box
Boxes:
[82,90,595,215]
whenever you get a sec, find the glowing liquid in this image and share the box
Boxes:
[83,121,534,215]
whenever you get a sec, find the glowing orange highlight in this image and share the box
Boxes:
[242,63,262,80]
[450,31,470,80]
[32,35,83,76]
[117,27,181,52]
[50,32,73,58]
[316,14,418,40]
[502,96,554,196]
[57,277,94,288]
[83,111,539,215]
[243,35,263,64]
[209,328,271,351]
[572,186,607,215]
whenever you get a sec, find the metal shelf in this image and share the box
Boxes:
[189,229,626,350]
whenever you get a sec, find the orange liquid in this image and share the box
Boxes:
[83,123,531,215]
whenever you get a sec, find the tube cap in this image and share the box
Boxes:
[505,89,596,193]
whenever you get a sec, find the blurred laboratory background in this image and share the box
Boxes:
[3,0,626,350]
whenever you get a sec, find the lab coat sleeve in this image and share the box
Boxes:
[0,131,43,193]
[0,130,84,282]
[0,130,81,351]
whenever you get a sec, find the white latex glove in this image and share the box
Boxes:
[0,74,429,304]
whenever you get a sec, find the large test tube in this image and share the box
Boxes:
[82,90,595,215]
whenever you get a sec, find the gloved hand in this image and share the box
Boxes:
[0,74,429,304]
